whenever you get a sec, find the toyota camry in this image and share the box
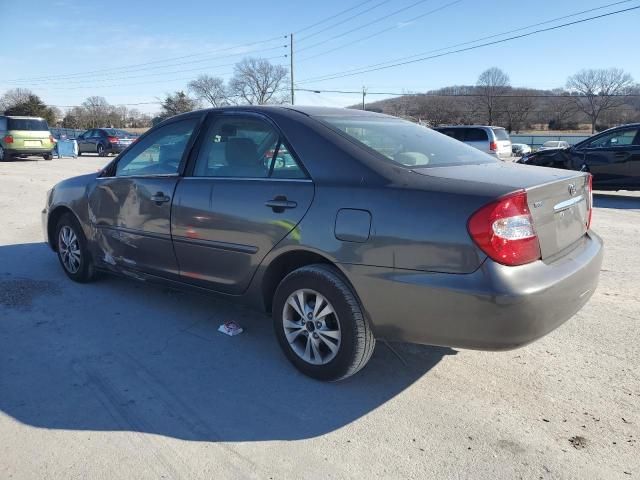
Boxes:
[42,106,603,381]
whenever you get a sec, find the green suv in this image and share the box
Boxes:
[0,116,54,161]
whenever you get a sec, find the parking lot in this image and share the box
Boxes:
[0,156,638,479]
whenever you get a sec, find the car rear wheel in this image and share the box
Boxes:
[43,153,52,161]
[0,146,6,161]
[97,144,106,157]
[55,213,96,283]
[272,264,375,381]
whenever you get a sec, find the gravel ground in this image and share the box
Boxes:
[0,155,638,480]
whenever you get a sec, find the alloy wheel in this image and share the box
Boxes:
[58,225,81,274]
[282,289,341,365]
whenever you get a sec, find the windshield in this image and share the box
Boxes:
[318,115,495,168]
[7,118,49,131]
[543,141,560,147]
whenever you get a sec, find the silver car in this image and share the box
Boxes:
[539,140,570,151]
[435,125,512,160]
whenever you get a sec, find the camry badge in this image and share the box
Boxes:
[568,184,577,196]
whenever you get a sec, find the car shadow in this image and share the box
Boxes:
[594,192,640,211]
[0,242,454,442]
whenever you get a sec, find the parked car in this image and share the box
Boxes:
[518,124,640,190]
[538,140,570,151]
[0,115,54,161]
[42,106,602,380]
[434,125,512,160]
[77,128,135,156]
[512,143,532,156]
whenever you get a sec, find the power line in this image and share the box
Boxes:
[296,0,435,53]
[1,36,288,84]
[2,47,288,86]
[10,54,287,87]
[295,0,381,34]
[297,4,640,84]
[297,0,463,63]
[300,0,634,76]
[295,88,640,98]
[297,0,391,42]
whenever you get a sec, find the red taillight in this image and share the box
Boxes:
[586,174,593,229]
[108,136,119,143]
[4,135,13,144]
[468,190,541,266]
[489,141,498,151]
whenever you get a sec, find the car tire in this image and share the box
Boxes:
[55,212,96,283]
[43,153,52,161]
[97,144,106,157]
[272,264,376,381]
[0,145,6,161]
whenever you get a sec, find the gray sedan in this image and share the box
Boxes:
[42,106,603,381]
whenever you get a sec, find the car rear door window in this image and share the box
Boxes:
[588,128,639,148]
[115,118,197,177]
[465,128,489,141]
[193,116,306,179]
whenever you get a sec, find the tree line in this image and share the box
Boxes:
[366,67,638,133]
[2,61,637,134]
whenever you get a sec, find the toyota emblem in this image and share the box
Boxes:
[568,184,576,196]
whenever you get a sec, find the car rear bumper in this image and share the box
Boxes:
[5,148,53,156]
[340,231,603,350]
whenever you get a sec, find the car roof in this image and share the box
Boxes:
[435,125,504,129]
[3,115,46,120]
[167,105,394,122]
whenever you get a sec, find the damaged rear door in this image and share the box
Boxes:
[88,117,200,278]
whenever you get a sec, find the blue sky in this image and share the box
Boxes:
[1,0,638,114]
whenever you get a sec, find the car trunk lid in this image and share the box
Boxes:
[411,162,590,260]
[526,175,589,259]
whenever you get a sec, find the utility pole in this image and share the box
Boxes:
[290,33,294,105]
[362,86,367,110]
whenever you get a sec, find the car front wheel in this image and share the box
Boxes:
[55,213,96,283]
[273,264,375,381]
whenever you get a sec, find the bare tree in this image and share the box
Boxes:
[503,89,536,133]
[418,96,460,126]
[475,67,510,125]
[566,68,634,133]
[0,88,34,113]
[228,58,289,105]
[188,75,228,107]
[82,96,111,127]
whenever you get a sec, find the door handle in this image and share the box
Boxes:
[265,196,297,213]
[151,192,171,205]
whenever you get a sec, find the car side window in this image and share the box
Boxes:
[115,118,197,177]
[465,128,488,142]
[587,128,639,149]
[193,116,306,179]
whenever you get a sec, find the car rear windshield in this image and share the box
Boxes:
[492,128,510,141]
[7,118,49,131]
[319,115,496,168]
[104,129,133,137]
